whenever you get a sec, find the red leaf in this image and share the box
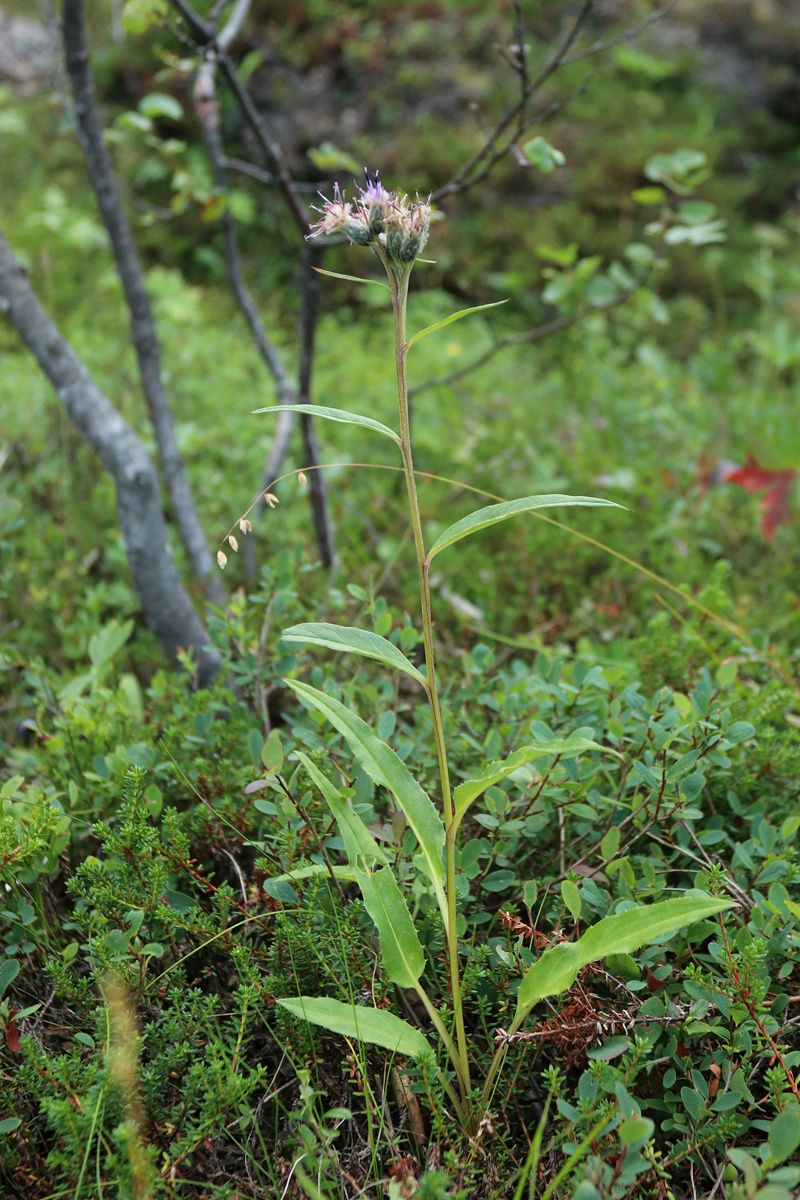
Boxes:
[6,1016,20,1053]
[721,455,797,539]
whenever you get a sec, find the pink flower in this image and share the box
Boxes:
[308,172,432,264]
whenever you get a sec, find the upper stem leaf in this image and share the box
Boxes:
[313,267,391,290]
[427,494,625,560]
[406,300,508,349]
[453,737,615,831]
[252,403,400,444]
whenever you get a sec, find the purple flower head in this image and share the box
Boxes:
[358,170,393,209]
[307,172,433,265]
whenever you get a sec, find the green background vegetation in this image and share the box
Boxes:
[1,1,799,1196]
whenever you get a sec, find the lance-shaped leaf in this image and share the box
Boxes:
[286,681,447,920]
[514,894,735,1029]
[266,862,358,886]
[278,996,431,1059]
[406,300,508,349]
[296,751,389,869]
[427,494,624,561]
[282,623,427,688]
[313,266,391,290]
[453,737,612,831]
[296,754,423,988]
[252,404,399,444]
[356,866,425,988]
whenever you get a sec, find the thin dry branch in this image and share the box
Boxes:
[297,244,336,571]
[61,0,224,606]
[179,0,335,567]
[433,0,593,200]
[433,0,672,201]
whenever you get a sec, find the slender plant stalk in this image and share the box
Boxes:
[379,246,473,1109]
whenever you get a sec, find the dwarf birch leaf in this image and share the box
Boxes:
[252,404,399,443]
[355,867,425,988]
[286,681,446,915]
[296,751,388,869]
[278,997,431,1059]
[514,895,735,1028]
[406,300,508,349]
[428,494,624,560]
[282,623,427,687]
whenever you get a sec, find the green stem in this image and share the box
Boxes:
[539,1110,615,1200]
[383,250,472,1112]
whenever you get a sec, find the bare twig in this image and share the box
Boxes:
[433,0,673,202]
[298,243,336,571]
[433,0,593,201]
[216,48,310,234]
[192,50,297,576]
[560,2,679,66]
[61,0,225,605]
[183,0,335,568]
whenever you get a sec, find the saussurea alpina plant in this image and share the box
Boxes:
[237,173,734,1131]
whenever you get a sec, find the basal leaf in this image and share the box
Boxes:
[406,300,508,349]
[278,996,431,1059]
[427,494,624,560]
[252,404,399,443]
[296,751,388,869]
[514,895,735,1028]
[356,866,425,988]
[453,737,611,829]
[282,623,427,687]
[286,681,446,917]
